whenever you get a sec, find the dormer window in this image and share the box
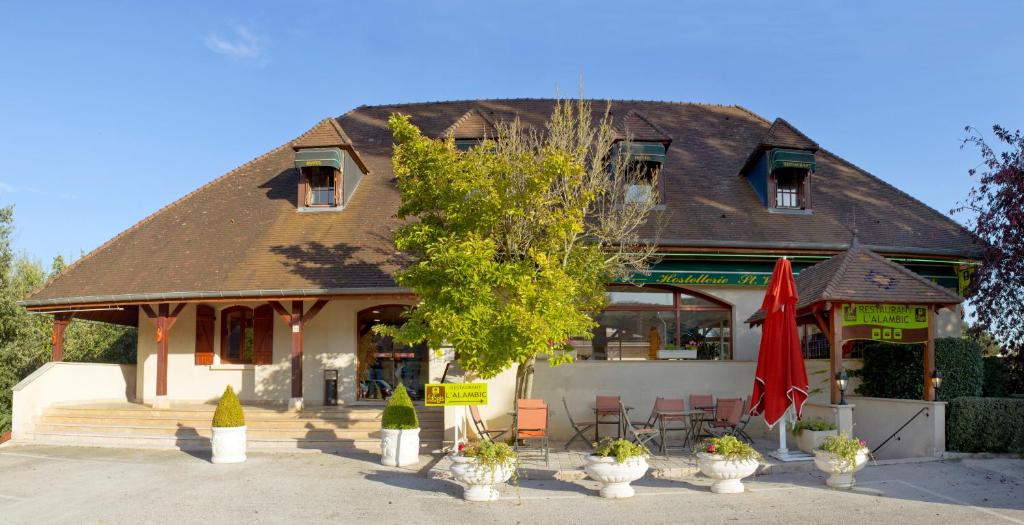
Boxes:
[305,166,338,207]
[773,168,806,209]
[739,118,819,213]
[616,143,666,205]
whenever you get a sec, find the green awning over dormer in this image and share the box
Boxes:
[294,147,343,170]
[769,149,815,171]
[614,142,667,163]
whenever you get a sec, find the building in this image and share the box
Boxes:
[13,100,980,454]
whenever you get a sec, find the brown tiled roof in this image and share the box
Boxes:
[23,99,982,309]
[444,109,497,139]
[293,118,352,149]
[613,110,672,143]
[746,240,963,324]
[761,118,819,151]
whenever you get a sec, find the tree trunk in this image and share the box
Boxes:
[515,356,537,399]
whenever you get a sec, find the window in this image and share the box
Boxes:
[570,285,732,361]
[773,167,808,210]
[305,166,337,207]
[220,306,254,364]
[625,160,662,204]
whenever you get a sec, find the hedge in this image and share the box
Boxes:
[983,356,1024,397]
[946,397,1024,454]
[854,337,983,401]
[381,383,419,429]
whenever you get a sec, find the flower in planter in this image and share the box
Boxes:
[706,444,717,453]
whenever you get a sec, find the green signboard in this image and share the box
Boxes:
[841,303,929,344]
[424,383,488,406]
[633,271,771,287]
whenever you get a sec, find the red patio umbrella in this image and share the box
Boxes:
[749,258,809,428]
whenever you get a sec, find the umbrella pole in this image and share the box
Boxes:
[770,407,813,462]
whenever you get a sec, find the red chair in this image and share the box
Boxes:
[595,395,622,440]
[469,405,508,443]
[709,398,744,437]
[514,399,550,465]
[689,394,715,440]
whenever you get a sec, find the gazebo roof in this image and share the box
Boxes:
[747,238,963,325]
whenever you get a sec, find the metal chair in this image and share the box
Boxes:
[514,399,550,465]
[595,395,622,440]
[469,405,508,443]
[620,401,659,454]
[709,398,744,437]
[689,394,715,440]
[562,397,596,450]
[732,398,755,443]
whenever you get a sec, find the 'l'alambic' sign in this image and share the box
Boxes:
[841,303,929,344]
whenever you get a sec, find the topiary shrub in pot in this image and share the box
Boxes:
[449,441,518,502]
[792,418,838,455]
[380,384,420,467]
[696,435,761,493]
[584,438,650,498]
[813,433,870,489]
[211,385,247,464]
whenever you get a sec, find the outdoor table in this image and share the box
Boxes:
[654,409,704,454]
[690,405,716,442]
[593,405,632,441]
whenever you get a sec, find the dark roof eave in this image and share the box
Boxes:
[19,287,414,309]
[652,239,982,260]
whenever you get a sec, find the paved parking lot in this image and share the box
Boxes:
[1,445,1022,524]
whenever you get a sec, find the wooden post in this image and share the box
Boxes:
[924,305,937,402]
[829,302,844,405]
[269,299,329,411]
[51,313,73,362]
[141,303,186,408]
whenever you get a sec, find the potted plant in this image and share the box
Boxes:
[211,385,247,464]
[448,441,518,501]
[380,383,420,467]
[791,418,838,454]
[695,435,761,493]
[813,434,870,489]
[583,438,650,498]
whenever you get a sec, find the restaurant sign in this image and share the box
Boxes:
[424,383,488,406]
[841,303,929,344]
[632,271,772,287]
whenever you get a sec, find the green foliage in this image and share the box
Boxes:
[378,98,660,385]
[982,356,1024,397]
[460,440,517,470]
[593,438,649,463]
[853,338,983,401]
[381,384,419,429]
[792,418,837,432]
[946,397,1024,454]
[817,433,869,465]
[212,386,245,427]
[0,205,138,433]
[696,435,761,461]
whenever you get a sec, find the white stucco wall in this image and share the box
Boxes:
[137,298,416,405]
[12,362,136,439]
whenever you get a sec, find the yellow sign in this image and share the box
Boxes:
[956,265,974,297]
[841,304,929,343]
[424,383,488,406]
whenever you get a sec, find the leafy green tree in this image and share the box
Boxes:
[380,98,662,397]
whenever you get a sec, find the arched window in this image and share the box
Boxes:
[220,306,254,364]
[572,285,733,361]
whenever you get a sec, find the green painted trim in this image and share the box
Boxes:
[769,149,816,171]
[294,148,343,170]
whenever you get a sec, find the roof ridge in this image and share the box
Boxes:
[763,117,819,150]
[24,136,303,303]
[352,98,753,111]
[616,109,674,141]
[821,248,855,300]
[442,108,498,138]
[858,245,963,301]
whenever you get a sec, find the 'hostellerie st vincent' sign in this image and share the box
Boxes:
[631,271,772,287]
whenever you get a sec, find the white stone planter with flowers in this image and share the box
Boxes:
[583,439,650,498]
[813,434,870,489]
[449,454,516,501]
[211,386,247,464]
[695,436,761,493]
[379,385,420,467]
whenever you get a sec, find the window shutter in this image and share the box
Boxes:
[298,168,309,207]
[334,169,342,206]
[195,305,215,365]
[253,304,274,365]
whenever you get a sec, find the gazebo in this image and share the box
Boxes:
[748,237,964,404]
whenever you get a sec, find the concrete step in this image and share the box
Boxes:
[35,415,424,430]
[23,432,443,454]
[45,406,443,421]
[31,423,444,441]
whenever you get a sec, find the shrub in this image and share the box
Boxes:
[212,386,245,428]
[792,418,837,432]
[381,384,419,430]
[593,438,649,463]
[983,357,1011,397]
[946,397,1024,454]
[460,440,517,470]
[695,435,761,461]
[854,338,983,401]
[817,433,869,465]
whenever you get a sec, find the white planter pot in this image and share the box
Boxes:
[794,429,838,455]
[211,425,247,464]
[583,455,649,498]
[696,452,760,494]
[381,427,420,467]
[813,449,869,489]
[449,455,516,502]
[656,349,698,360]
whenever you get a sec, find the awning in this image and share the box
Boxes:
[769,149,815,172]
[294,148,343,170]
[614,142,667,163]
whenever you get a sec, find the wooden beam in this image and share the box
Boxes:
[301,299,329,328]
[141,304,158,321]
[290,300,304,400]
[51,313,73,362]
[813,311,833,349]
[268,301,292,326]
[924,305,937,402]
[829,302,843,405]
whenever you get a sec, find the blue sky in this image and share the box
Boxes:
[1,1,1021,265]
